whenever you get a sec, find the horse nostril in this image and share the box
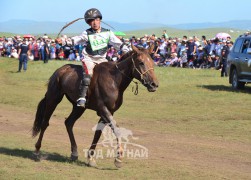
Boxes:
[151,82,158,88]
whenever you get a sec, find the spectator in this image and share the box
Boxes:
[68,50,75,61]
[50,41,56,59]
[55,38,61,60]
[187,37,197,65]
[201,35,207,48]
[155,39,167,62]
[33,40,40,60]
[17,39,30,72]
[112,51,120,61]
[182,35,188,42]
[40,40,45,60]
[11,47,18,58]
[194,46,204,68]
[58,48,65,60]
[210,38,222,57]
[163,30,168,39]
[178,50,188,68]
[106,46,115,61]
[0,38,3,56]
[63,40,72,59]
[120,38,131,56]
[75,51,80,61]
[220,49,228,77]
[43,40,50,63]
[178,40,187,57]
[164,52,179,67]
[153,53,161,65]
[227,41,234,51]
[214,55,220,69]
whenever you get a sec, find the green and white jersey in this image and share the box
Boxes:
[72,27,122,58]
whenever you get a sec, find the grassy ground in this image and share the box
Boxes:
[0,57,251,179]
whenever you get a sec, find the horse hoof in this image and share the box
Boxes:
[87,157,97,167]
[32,151,41,162]
[71,155,78,161]
[114,158,123,168]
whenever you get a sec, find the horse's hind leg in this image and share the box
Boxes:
[34,94,63,156]
[65,105,85,161]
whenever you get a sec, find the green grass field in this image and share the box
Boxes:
[0,57,251,179]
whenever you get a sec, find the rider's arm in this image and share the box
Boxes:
[71,31,88,45]
[109,31,123,51]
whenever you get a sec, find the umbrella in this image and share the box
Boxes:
[215,32,231,39]
[23,34,34,39]
[114,31,126,36]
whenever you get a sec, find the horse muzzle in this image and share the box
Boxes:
[141,79,158,92]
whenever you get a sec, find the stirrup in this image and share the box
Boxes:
[77,97,86,107]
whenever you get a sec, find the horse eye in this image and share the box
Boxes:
[139,62,144,66]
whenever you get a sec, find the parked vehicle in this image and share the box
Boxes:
[227,34,251,89]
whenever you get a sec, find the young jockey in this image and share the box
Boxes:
[72,8,122,107]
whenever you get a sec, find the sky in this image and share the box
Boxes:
[1,0,250,25]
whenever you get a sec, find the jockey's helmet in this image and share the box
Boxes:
[84,8,102,23]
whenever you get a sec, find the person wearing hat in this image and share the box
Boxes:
[43,39,50,63]
[187,37,197,64]
[120,38,131,56]
[17,39,30,72]
[219,41,231,77]
[71,8,122,107]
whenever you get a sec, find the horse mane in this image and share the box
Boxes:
[116,46,149,63]
[116,51,134,63]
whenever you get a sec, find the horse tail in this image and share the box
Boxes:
[32,97,46,137]
[32,66,65,137]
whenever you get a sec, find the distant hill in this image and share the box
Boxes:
[0,19,249,40]
[0,19,168,35]
[169,20,251,30]
[0,19,251,34]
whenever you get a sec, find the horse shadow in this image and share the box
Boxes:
[0,146,83,163]
[198,85,251,94]
[0,147,117,170]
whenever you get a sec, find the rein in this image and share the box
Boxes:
[115,64,139,95]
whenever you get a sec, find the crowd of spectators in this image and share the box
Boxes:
[0,31,243,71]
[0,34,82,61]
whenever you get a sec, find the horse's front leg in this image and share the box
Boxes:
[98,107,123,168]
[87,107,123,168]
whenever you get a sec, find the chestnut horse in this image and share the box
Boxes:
[32,44,159,168]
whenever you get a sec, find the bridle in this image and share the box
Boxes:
[115,55,154,95]
[131,57,154,80]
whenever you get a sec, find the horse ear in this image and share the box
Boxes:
[131,43,140,54]
[148,43,155,55]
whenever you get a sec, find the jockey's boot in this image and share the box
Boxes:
[77,74,91,108]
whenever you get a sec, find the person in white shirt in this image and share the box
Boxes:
[71,8,122,107]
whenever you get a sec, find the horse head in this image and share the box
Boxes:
[131,44,159,92]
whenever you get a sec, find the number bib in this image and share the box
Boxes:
[88,32,110,51]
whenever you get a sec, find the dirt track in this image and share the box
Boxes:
[0,105,251,179]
